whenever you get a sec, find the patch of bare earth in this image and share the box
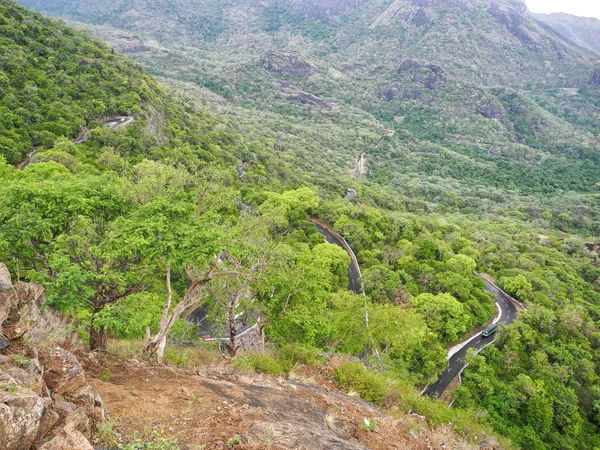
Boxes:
[87,355,484,450]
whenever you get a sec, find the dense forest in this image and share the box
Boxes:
[3,0,600,448]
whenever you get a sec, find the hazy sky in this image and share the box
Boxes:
[527,0,600,18]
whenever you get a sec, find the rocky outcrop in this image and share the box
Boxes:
[286,92,332,110]
[260,51,318,78]
[0,262,104,450]
[479,101,506,119]
[39,427,94,450]
[398,59,422,73]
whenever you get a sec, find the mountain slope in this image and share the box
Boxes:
[4,2,600,449]
[0,1,164,164]
[534,12,600,56]
[18,0,596,87]
[18,0,600,226]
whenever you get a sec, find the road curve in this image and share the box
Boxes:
[422,275,519,398]
[15,116,134,170]
[311,220,362,294]
[311,219,521,399]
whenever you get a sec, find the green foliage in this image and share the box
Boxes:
[3,2,600,447]
[233,352,285,377]
[0,1,160,164]
[500,275,534,303]
[276,344,324,370]
[335,361,389,404]
[227,436,242,447]
[412,293,469,342]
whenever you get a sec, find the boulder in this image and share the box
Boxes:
[398,59,421,73]
[260,51,318,78]
[0,263,17,334]
[0,263,12,291]
[39,427,94,450]
[479,101,506,119]
[0,385,57,450]
[66,384,107,422]
[52,401,92,435]
[4,358,45,396]
[382,88,395,101]
[41,347,86,395]
[403,89,422,100]
[0,335,9,351]
[480,435,502,450]
[423,76,438,90]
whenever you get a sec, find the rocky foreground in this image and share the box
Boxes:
[0,262,502,450]
[0,263,104,449]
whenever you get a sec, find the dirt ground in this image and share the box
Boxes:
[84,354,483,450]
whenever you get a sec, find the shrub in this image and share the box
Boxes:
[334,361,389,404]
[233,353,285,376]
[276,344,324,370]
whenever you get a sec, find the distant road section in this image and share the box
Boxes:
[15,116,134,170]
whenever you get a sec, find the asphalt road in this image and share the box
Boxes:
[422,275,518,398]
[16,116,134,169]
[187,304,255,340]
[311,221,521,399]
[313,222,362,294]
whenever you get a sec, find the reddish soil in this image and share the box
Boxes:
[85,355,480,450]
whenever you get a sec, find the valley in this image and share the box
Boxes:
[2,0,600,449]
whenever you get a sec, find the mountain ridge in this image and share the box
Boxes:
[533,11,600,56]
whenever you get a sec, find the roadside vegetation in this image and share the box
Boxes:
[2,1,600,448]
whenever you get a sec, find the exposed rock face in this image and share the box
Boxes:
[0,262,104,450]
[0,372,57,450]
[488,1,533,45]
[261,51,318,78]
[0,264,12,291]
[41,347,87,395]
[398,59,421,72]
[382,88,395,101]
[479,101,506,119]
[200,377,368,450]
[403,89,422,100]
[287,92,332,109]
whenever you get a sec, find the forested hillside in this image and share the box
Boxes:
[3,0,600,449]
[534,12,600,55]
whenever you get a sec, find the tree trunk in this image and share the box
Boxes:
[228,309,237,356]
[143,262,218,363]
[90,325,108,351]
[226,290,243,357]
[144,327,168,364]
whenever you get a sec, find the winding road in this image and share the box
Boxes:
[14,116,134,170]
[312,220,522,400]
[423,275,519,398]
[311,220,362,295]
